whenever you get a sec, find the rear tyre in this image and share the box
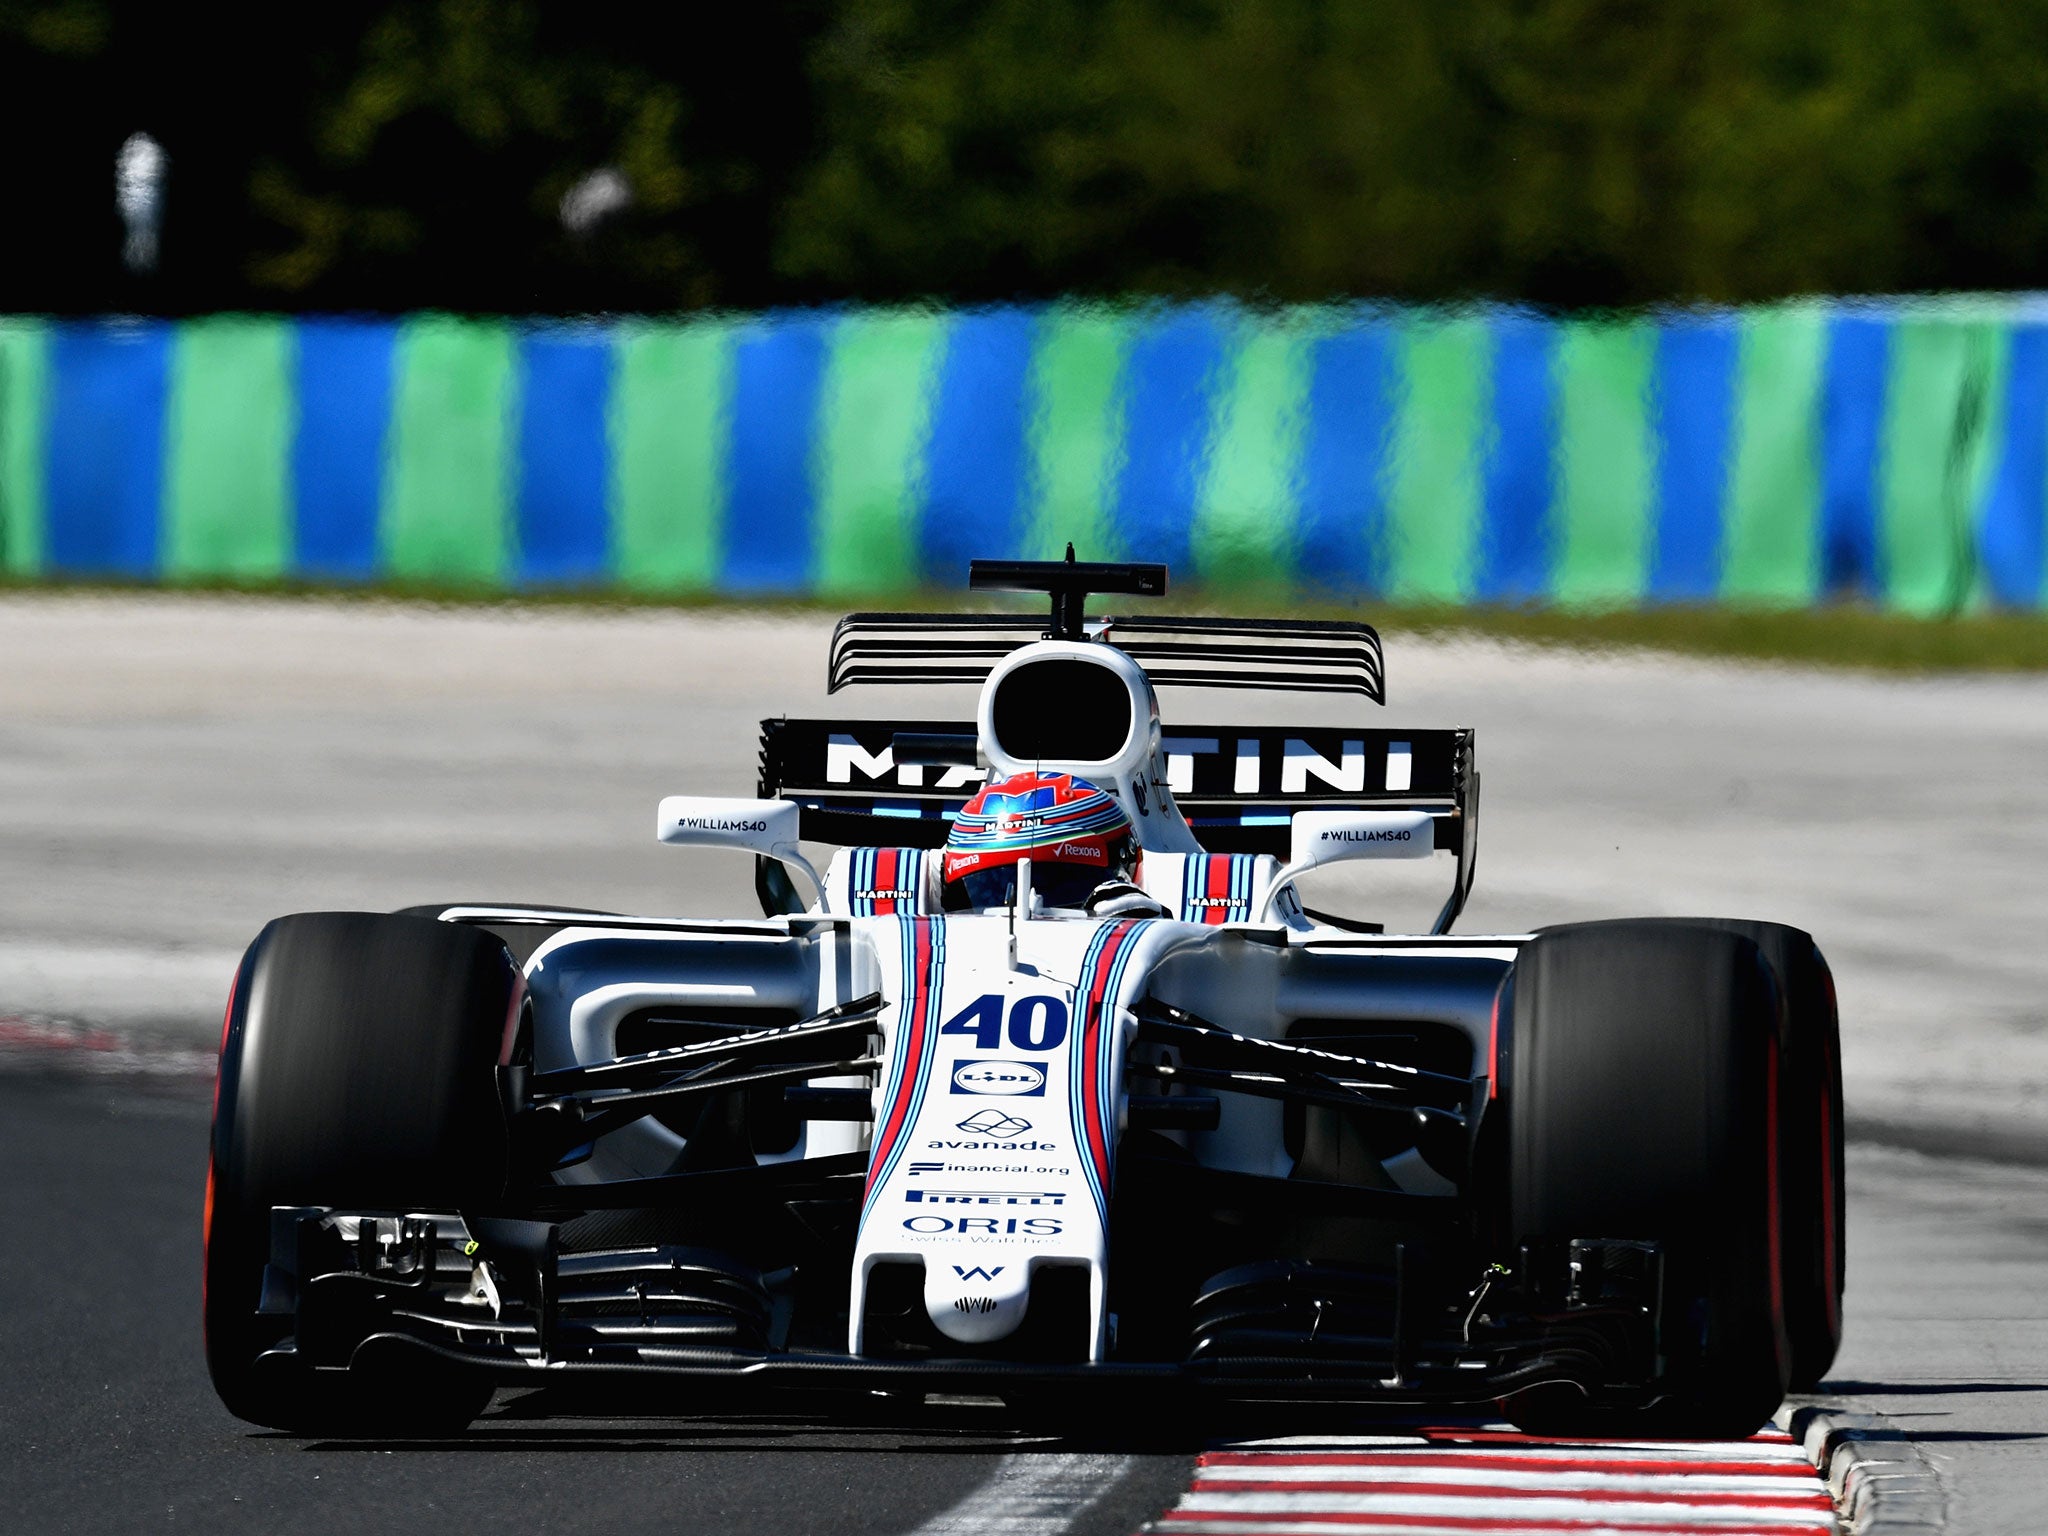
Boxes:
[205,913,517,1433]
[1503,921,1790,1436]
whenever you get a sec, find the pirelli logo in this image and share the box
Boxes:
[903,1189,1066,1207]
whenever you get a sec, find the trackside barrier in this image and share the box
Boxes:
[1,298,2045,611]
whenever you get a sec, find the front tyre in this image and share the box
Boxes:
[1680,920,1844,1392]
[1503,921,1791,1436]
[205,912,517,1433]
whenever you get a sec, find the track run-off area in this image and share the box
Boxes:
[3,593,2045,1533]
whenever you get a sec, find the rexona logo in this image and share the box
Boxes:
[1321,827,1411,843]
[950,1059,1046,1097]
[675,816,768,833]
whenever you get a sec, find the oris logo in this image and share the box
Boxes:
[902,1215,1063,1237]
[950,1060,1047,1097]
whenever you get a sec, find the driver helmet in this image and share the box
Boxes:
[942,771,1136,911]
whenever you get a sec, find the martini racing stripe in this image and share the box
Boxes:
[1070,918,1154,1225]
[851,846,926,916]
[1183,855,1255,924]
[860,916,946,1220]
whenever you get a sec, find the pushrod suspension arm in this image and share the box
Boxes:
[1127,1060,1468,1130]
[1134,1004,1470,1094]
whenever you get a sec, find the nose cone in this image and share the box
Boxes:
[925,1260,1034,1344]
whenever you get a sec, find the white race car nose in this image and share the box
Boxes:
[924,1258,1034,1344]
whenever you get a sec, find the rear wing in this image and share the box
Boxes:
[829,613,1386,701]
[756,717,1479,931]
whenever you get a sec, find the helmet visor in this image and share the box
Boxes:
[948,860,1106,912]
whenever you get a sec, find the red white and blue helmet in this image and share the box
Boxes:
[942,771,1136,910]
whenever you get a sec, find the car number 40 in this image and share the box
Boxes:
[939,993,1069,1052]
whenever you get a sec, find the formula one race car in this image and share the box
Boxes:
[203,556,1844,1437]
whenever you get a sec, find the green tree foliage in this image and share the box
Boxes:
[6,0,2048,311]
[0,1,825,312]
[786,0,2048,305]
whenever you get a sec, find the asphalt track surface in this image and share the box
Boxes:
[4,593,2048,1532]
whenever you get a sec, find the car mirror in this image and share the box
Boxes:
[656,796,823,907]
[1258,809,1437,922]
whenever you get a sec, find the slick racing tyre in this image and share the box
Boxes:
[205,912,517,1434]
[1503,921,1791,1436]
[1644,920,1845,1392]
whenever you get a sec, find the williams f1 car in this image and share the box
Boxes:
[204,556,1844,1436]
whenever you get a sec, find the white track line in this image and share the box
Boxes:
[909,1450,1137,1535]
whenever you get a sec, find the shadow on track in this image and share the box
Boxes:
[1822,1378,2048,1396]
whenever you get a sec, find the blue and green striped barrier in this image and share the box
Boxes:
[1,299,2044,612]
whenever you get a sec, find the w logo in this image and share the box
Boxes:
[952,1265,1003,1282]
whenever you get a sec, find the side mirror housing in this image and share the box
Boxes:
[656,796,823,907]
[1258,809,1437,922]
[1288,809,1435,868]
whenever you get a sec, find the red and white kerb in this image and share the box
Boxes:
[1139,1424,1836,1535]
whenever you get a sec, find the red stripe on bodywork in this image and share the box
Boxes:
[1204,856,1232,924]
[862,919,931,1207]
[873,848,900,916]
[1077,920,1138,1195]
